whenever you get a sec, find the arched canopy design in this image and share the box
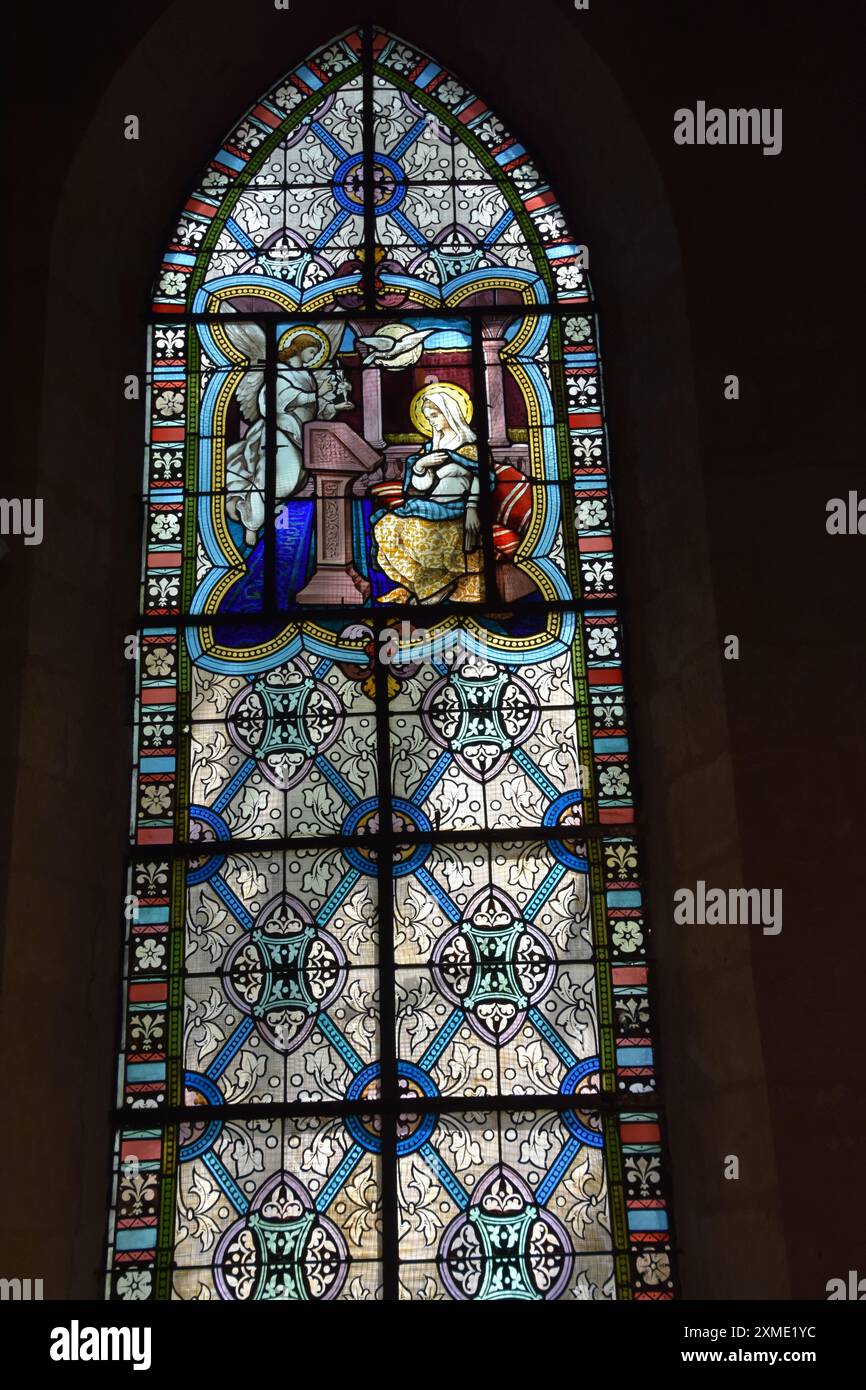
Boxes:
[110,28,676,1303]
[155,29,589,316]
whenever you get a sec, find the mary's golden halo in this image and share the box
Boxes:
[409,382,474,437]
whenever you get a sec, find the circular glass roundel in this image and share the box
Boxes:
[332,152,407,215]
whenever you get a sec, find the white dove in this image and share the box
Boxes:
[356,323,433,368]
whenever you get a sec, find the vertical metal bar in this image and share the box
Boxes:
[263,322,278,610]
[373,608,399,1299]
[364,25,398,1296]
[470,318,497,602]
[362,24,378,314]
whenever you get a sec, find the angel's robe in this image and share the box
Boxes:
[226,367,337,546]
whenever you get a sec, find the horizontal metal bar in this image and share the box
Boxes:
[146,302,597,326]
[132,596,622,629]
[114,1091,661,1124]
[125,821,637,859]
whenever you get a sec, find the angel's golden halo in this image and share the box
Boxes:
[277,325,332,368]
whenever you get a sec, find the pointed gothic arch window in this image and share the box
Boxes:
[108,27,676,1302]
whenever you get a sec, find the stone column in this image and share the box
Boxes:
[481,329,508,447]
[362,367,385,450]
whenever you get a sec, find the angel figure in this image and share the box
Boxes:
[221,318,349,547]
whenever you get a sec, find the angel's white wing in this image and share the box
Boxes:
[220,314,267,423]
[319,321,346,359]
[221,317,267,366]
[234,369,265,423]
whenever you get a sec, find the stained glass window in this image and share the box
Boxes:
[107,27,676,1302]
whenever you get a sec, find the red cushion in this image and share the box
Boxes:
[493,525,521,557]
[493,463,532,535]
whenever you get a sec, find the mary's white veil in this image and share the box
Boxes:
[426,389,476,451]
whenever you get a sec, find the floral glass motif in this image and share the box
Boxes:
[108,27,675,1302]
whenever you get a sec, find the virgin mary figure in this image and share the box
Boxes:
[371,385,484,603]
